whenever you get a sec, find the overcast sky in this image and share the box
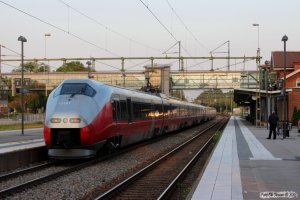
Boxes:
[0,0,299,72]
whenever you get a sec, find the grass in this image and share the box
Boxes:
[212,130,222,145]
[0,121,44,131]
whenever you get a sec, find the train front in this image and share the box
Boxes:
[44,79,106,159]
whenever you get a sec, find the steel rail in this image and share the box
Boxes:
[95,118,226,200]
[0,161,57,181]
[0,159,96,197]
[158,118,228,199]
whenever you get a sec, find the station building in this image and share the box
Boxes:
[234,51,300,126]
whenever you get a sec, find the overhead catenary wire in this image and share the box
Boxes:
[0,1,120,57]
[186,59,211,70]
[95,60,121,71]
[58,0,161,53]
[2,62,18,69]
[139,0,178,43]
[1,45,21,56]
[164,0,209,53]
[138,1,201,71]
[139,1,193,56]
[214,58,253,71]
[127,59,151,70]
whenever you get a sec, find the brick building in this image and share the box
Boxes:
[271,51,300,121]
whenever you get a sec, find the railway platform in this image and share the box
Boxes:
[190,116,300,200]
[0,128,46,171]
[0,128,44,144]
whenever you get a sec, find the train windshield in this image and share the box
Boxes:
[60,83,96,97]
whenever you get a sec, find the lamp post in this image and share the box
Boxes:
[18,36,27,136]
[44,34,51,96]
[253,23,261,127]
[0,45,2,76]
[86,61,93,79]
[264,60,271,129]
[44,33,51,58]
[282,35,288,139]
[252,23,260,49]
[264,66,269,129]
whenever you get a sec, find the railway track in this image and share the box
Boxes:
[0,161,56,181]
[0,118,225,199]
[0,159,96,197]
[94,117,228,200]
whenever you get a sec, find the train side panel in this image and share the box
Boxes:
[44,79,216,159]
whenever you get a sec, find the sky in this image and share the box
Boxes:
[0,0,299,73]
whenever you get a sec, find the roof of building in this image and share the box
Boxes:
[271,51,300,69]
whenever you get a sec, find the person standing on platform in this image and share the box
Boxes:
[267,111,279,139]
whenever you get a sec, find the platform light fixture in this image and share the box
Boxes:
[17,35,27,136]
[44,33,51,96]
[252,23,260,49]
[282,35,288,139]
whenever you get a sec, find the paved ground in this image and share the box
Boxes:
[190,116,300,200]
[0,128,43,144]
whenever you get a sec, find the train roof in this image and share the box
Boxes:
[59,79,208,108]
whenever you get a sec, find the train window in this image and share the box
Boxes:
[85,85,96,96]
[60,83,96,97]
[112,97,121,122]
[127,98,132,123]
[120,100,128,120]
[53,85,62,97]
[132,102,152,120]
[154,104,163,118]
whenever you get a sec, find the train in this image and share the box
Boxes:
[44,79,216,159]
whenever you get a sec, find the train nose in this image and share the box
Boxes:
[47,116,85,128]
[51,128,81,148]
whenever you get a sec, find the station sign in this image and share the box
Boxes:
[15,78,31,87]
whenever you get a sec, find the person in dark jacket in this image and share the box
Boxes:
[267,111,279,139]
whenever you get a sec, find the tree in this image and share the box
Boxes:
[13,61,50,73]
[171,90,187,101]
[194,89,235,113]
[8,92,47,113]
[291,107,300,126]
[56,61,87,72]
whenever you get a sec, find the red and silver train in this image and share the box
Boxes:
[44,79,216,159]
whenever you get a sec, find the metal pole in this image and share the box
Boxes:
[121,58,125,87]
[0,45,2,76]
[44,34,51,96]
[228,40,230,71]
[44,34,51,58]
[252,23,260,49]
[178,41,181,71]
[265,69,268,129]
[0,45,2,103]
[21,42,24,136]
[87,61,92,79]
[18,36,27,136]
[282,35,288,138]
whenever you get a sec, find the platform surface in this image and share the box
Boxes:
[190,116,300,200]
[0,128,44,154]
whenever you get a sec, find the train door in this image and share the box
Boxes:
[112,95,121,125]
[126,98,132,123]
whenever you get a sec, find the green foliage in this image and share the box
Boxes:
[171,90,187,101]
[0,122,43,131]
[8,92,46,113]
[291,107,300,126]
[13,62,49,73]
[56,61,87,72]
[194,89,235,112]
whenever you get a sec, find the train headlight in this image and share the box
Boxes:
[50,118,61,123]
[69,118,81,123]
